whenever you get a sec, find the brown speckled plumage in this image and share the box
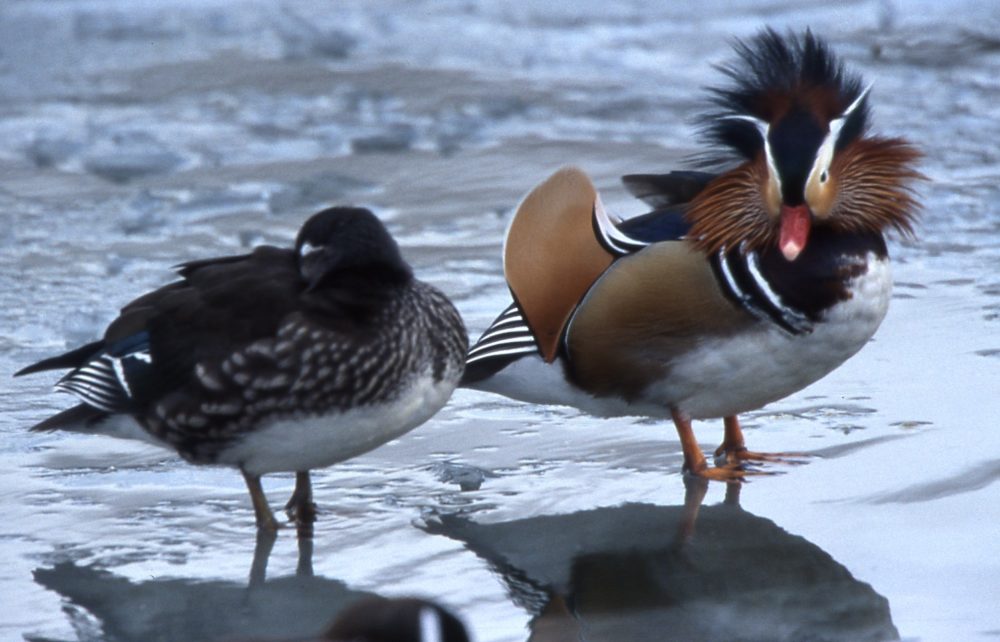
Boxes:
[17,207,468,530]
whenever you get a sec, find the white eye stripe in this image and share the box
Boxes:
[762,132,781,195]
[723,113,769,139]
[724,114,782,196]
[827,85,872,149]
[807,84,872,189]
[808,134,837,190]
[837,83,873,127]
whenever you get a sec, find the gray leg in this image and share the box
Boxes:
[241,468,280,532]
[285,470,317,533]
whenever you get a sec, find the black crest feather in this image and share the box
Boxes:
[699,29,868,165]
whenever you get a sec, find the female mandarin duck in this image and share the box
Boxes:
[16,207,468,531]
[463,30,921,480]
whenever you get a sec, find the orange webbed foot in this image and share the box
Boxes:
[713,445,811,468]
[712,415,811,470]
[684,460,777,482]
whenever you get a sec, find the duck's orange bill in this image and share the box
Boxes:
[779,204,811,261]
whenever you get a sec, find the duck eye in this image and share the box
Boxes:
[820,170,829,184]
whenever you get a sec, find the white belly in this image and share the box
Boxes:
[472,256,891,420]
[218,371,458,475]
[467,353,640,417]
[661,257,891,418]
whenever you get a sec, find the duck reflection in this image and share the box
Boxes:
[33,530,468,642]
[425,480,898,642]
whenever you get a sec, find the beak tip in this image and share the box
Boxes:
[781,242,803,261]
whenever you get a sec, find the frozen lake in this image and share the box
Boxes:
[1,1,998,640]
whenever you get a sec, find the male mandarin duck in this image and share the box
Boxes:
[16,207,468,531]
[462,30,921,480]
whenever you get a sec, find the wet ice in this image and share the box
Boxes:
[1,1,998,641]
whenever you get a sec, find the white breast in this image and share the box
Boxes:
[218,369,459,476]
[649,254,892,418]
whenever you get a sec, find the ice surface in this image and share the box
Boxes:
[1,1,998,641]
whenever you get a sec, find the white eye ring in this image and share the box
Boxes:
[820,170,829,183]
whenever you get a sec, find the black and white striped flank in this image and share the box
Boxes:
[465,303,538,367]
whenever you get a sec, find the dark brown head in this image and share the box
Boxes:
[296,207,412,291]
[295,207,414,318]
[688,29,922,260]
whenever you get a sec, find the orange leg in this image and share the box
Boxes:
[670,408,747,482]
[713,415,809,466]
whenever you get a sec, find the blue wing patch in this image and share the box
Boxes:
[617,208,691,244]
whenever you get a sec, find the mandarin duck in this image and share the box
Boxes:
[462,29,921,480]
[16,207,468,530]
